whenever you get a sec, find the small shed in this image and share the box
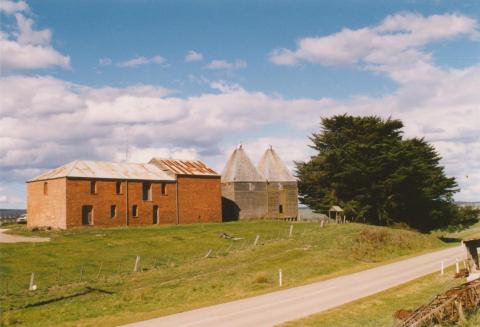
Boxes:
[464,238,480,281]
[328,205,345,223]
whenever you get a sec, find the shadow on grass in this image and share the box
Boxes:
[438,236,462,243]
[22,287,114,309]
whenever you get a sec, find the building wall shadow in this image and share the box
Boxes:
[222,197,240,222]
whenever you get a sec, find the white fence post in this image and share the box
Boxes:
[29,272,37,291]
[289,225,293,238]
[441,261,444,275]
[134,256,141,273]
[279,269,283,287]
[253,235,260,246]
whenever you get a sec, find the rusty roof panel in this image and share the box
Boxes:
[150,158,219,176]
[28,160,175,182]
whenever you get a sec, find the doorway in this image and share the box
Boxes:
[82,205,93,225]
[153,205,159,224]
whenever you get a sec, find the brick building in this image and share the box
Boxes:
[27,159,221,229]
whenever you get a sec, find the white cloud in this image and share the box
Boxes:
[98,57,112,66]
[0,7,69,71]
[15,14,51,45]
[117,55,166,68]
[185,50,203,62]
[205,59,247,70]
[0,11,478,206]
[0,0,29,14]
[269,12,478,83]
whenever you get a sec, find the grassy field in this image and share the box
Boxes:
[0,221,449,326]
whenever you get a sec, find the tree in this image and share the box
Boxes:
[296,115,465,231]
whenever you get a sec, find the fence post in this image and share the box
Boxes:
[29,272,37,291]
[455,258,460,274]
[441,261,444,275]
[80,266,84,281]
[279,269,283,287]
[253,235,260,246]
[321,220,324,228]
[204,249,213,258]
[96,262,103,279]
[134,256,141,273]
[289,225,293,238]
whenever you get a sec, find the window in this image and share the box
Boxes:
[43,182,48,195]
[90,180,97,194]
[142,182,152,201]
[115,181,122,194]
[132,205,138,217]
[110,205,116,218]
[161,183,167,196]
[279,204,283,214]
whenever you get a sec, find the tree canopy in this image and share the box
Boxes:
[295,115,471,232]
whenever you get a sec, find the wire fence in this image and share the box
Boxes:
[1,220,342,305]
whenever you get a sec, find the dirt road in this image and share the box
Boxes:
[123,246,464,327]
[0,228,50,243]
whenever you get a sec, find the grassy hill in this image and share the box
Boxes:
[0,221,450,326]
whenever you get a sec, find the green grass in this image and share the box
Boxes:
[0,221,448,327]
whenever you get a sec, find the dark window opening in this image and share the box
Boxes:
[115,181,122,194]
[279,204,283,214]
[153,205,159,224]
[110,205,116,218]
[90,180,97,195]
[161,183,167,196]
[82,205,93,225]
[132,205,138,217]
[143,182,152,201]
[43,182,48,195]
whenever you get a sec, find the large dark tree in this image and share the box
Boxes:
[296,115,464,231]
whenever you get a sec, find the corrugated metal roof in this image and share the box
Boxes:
[149,158,219,176]
[221,146,265,182]
[257,146,297,182]
[28,160,175,182]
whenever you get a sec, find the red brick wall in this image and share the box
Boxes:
[27,178,67,229]
[65,178,177,228]
[177,176,222,224]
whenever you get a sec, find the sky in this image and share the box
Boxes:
[0,0,479,209]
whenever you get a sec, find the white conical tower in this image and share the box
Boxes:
[221,145,265,182]
[257,146,296,182]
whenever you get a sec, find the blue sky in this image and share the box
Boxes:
[0,0,479,208]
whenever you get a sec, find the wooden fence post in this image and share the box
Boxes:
[289,225,293,238]
[133,256,141,273]
[279,269,283,287]
[80,266,84,281]
[29,272,37,291]
[96,262,103,279]
[253,235,260,246]
[441,261,444,275]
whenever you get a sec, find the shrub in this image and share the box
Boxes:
[254,272,269,284]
